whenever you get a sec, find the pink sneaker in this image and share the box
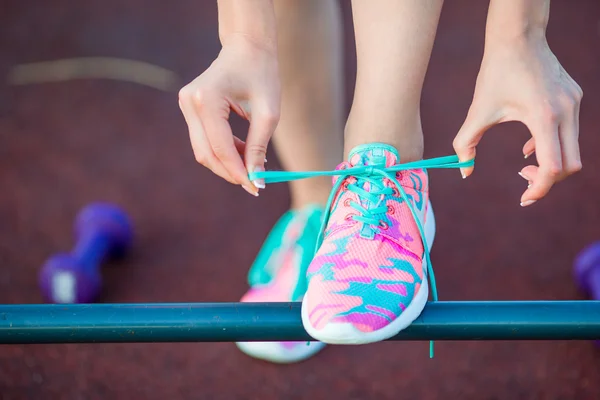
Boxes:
[301,143,436,344]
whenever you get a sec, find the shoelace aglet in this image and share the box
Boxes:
[430,341,435,358]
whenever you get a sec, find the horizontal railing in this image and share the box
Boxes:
[0,301,599,344]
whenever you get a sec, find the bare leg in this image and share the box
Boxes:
[346,0,444,163]
[272,0,344,209]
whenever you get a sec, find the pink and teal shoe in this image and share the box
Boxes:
[236,205,326,363]
[301,143,435,344]
[248,142,473,353]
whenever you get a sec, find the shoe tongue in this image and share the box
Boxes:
[348,143,400,168]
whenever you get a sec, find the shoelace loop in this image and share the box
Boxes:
[249,154,474,357]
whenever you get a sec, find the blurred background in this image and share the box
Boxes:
[1,0,599,399]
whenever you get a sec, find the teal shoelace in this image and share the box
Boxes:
[249,154,474,357]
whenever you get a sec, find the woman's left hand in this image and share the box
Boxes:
[453,37,583,207]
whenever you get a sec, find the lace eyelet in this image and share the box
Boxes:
[342,181,350,190]
[387,205,394,215]
[343,198,352,207]
[379,221,389,230]
[392,188,399,197]
[345,213,355,221]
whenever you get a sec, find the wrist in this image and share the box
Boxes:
[217,0,277,54]
[485,0,550,48]
[220,32,278,56]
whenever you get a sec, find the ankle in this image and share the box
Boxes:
[344,138,424,164]
[343,114,424,164]
[289,178,332,210]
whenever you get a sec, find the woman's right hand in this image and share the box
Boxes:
[178,35,281,196]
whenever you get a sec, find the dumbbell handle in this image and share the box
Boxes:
[72,231,112,272]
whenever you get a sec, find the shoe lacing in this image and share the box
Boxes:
[249,155,474,357]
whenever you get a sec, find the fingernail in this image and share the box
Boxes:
[252,166,266,189]
[524,151,535,159]
[460,169,466,179]
[242,185,259,197]
[264,158,268,163]
[520,200,536,207]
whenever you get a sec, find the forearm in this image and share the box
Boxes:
[485,0,550,45]
[217,0,277,51]
[351,0,443,92]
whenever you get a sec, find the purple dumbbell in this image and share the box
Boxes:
[38,203,133,303]
[574,241,600,346]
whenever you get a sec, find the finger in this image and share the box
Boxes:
[523,137,535,159]
[245,106,279,189]
[558,124,582,177]
[179,99,239,184]
[178,98,209,166]
[453,106,497,179]
[557,101,582,176]
[233,136,246,155]
[195,94,256,191]
[233,137,270,162]
[518,165,538,188]
[206,158,241,185]
[520,120,562,206]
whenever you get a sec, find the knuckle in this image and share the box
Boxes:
[572,82,584,100]
[547,164,563,177]
[212,144,231,159]
[258,106,280,127]
[561,93,577,109]
[452,136,464,150]
[567,161,583,174]
[537,105,561,124]
[194,152,208,166]
[246,142,268,156]
[178,86,192,103]
[452,136,472,153]
[264,109,280,125]
[192,88,208,109]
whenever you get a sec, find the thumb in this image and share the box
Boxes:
[245,105,279,189]
[453,106,496,179]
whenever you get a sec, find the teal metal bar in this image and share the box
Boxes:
[0,301,599,344]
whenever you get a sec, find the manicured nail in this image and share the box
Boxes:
[252,166,266,189]
[264,158,268,163]
[520,200,536,207]
[524,151,535,159]
[242,185,259,197]
[460,169,467,179]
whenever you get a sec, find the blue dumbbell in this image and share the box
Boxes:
[38,203,133,303]
[574,241,600,347]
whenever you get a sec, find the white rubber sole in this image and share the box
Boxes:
[301,201,436,345]
[235,340,326,364]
